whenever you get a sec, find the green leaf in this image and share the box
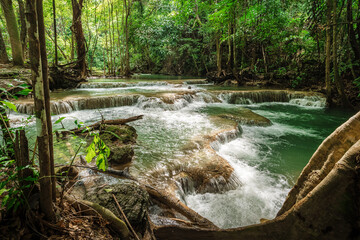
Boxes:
[16,89,32,96]
[104,188,113,193]
[0,101,17,112]
[85,143,96,163]
[55,117,66,124]
[96,154,107,171]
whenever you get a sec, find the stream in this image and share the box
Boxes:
[9,76,353,229]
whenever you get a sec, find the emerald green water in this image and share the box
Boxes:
[9,78,355,229]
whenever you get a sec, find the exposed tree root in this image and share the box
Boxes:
[65,195,130,239]
[152,112,360,240]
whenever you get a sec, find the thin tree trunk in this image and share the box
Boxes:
[332,0,351,107]
[17,0,27,60]
[111,2,115,75]
[262,44,268,74]
[325,0,333,105]
[88,2,98,73]
[71,0,87,79]
[0,27,9,63]
[52,0,57,65]
[347,0,360,61]
[70,31,75,60]
[0,0,24,65]
[216,33,221,76]
[37,0,56,201]
[123,0,130,76]
[116,8,122,74]
[26,0,55,221]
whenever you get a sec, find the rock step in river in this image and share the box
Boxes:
[9,78,352,229]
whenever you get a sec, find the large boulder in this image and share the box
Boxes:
[99,125,137,165]
[73,175,149,232]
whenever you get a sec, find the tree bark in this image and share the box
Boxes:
[123,0,131,77]
[37,0,56,201]
[71,0,87,79]
[277,111,360,216]
[332,0,351,108]
[347,0,360,61]
[25,0,55,221]
[0,0,24,65]
[216,33,221,76]
[325,0,332,105]
[17,0,27,60]
[52,0,57,66]
[154,113,360,240]
[0,27,9,63]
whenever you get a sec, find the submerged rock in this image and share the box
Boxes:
[199,106,272,127]
[99,125,137,165]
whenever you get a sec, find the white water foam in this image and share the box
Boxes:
[185,127,291,228]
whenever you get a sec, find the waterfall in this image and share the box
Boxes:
[16,95,141,115]
[78,81,169,88]
[218,90,326,107]
[210,126,242,151]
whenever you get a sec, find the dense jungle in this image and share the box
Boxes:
[0,0,360,239]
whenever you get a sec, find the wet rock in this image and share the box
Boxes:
[99,125,137,165]
[72,175,149,232]
[85,180,149,229]
[199,106,272,126]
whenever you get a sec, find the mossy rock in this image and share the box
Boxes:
[99,125,137,164]
[84,179,149,232]
[199,106,272,127]
[100,125,137,144]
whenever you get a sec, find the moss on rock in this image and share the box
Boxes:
[199,106,272,126]
[99,125,137,165]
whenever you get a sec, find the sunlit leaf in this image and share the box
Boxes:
[0,101,17,112]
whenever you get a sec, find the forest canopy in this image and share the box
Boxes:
[1,0,360,104]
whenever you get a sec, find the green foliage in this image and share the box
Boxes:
[0,99,38,213]
[86,134,110,171]
[0,160,39,212]
[0,101,17,112]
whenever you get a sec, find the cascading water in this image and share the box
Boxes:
[9,77,352,229]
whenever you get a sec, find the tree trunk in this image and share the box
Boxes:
[123,0,131,77]
[278,111,360,216]
[0,27,9,63]
[37,0,56,201]
[325,0,332,105]
[71,0,87,79]
[70,31,75,60]
[154,112,360,240]
[52,0,57,66]
[17,0,27,60]
[25,0,55,221]
[216,33,221,76]
[0,0,24,65]
[347,0,360,61]
[332,0,351,108]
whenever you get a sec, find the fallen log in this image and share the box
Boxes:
[57,162,137,181]
[56,115,143,137]
[144,185,218,230]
